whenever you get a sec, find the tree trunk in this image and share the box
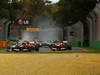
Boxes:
[81,19,90,47]
[62,26,67,41]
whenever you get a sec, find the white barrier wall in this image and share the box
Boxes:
[67,22,83,42]
[94,2,100,40]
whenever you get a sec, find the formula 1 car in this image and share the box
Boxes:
[6,41,40,52]
[49,41,72,51]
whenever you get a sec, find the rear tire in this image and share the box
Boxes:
[35,48,39,52]
[57,47,61,51]
[6,49,12,52]
[68,46,72,50]
[52,49,55,51]
[50,47,56,51]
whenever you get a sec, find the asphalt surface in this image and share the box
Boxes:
[39,47,83,52]
[1,47,84,53]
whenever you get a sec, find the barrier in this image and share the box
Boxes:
[69,41,81,47]
[0,41,10,48]
[90,41,100,48]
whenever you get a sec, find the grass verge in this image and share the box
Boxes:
[0,47,6,50]
[0,51,84,54]
[83,48,100,53]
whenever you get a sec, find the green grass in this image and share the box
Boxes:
[0,50,85,54]
[0,51,83,54]
[0,47,6,50]
[83,48,100,53]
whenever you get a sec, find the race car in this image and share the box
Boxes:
[29,41,40,52]
[6,41,40,52]
[6,44,20,52]
[49,41,72,51]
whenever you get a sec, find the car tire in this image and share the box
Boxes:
[52,49,55,51]
[68,46,72,50]
[35,48,39,52]
[6,49,12,52]
[57,47,61,51]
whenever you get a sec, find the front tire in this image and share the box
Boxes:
[6,48,12,52]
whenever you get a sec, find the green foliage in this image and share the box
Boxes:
[15,0,52,19]
[0,0,9,19]
[0,0,8,8]
[84,48,100,53]
[0,0,50,19]
[54,0,97,26]
[0,0,23,19]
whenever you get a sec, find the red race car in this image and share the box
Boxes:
[50,41,72,51]
[6,41,40,52]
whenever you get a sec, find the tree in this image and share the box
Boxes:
[56,0,97,25]
[15,0,50,19]
[0,0,49,19]
[0,0,9,19]
[0,0,23,20]
[54,0,97,42]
